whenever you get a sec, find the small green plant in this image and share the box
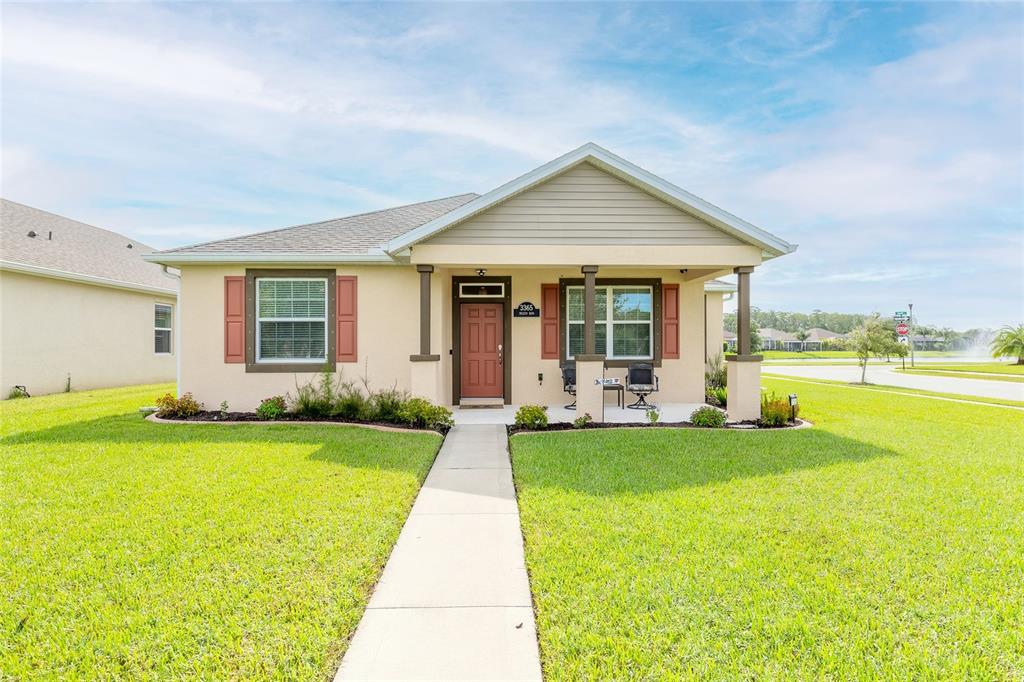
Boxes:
[707,386,727,407]
[759,391,795,427]
[690,405,726,428]
[333,392,369,420]
[514,404,548,430]
[572,412,593,429]
[7,386,29,400]
[705,354,727,390]
[369,387,407,423]
[155,392,203,418]
[290,366,345,417]
[219,401,230,418]
[397,398,454,430]
[646,408,660,424]
[256,396,286,420]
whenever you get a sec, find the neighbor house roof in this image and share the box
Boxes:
[151,194,479,264]
[723,329,737,341]
[758,327,799,342]
[146,143,796,266]
[805,327,841,341]
[703,278,737,293]
[1,199,177,295]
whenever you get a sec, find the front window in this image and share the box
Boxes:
[256,278,327,362]
[567,285,653,360]
[154,304,172,354]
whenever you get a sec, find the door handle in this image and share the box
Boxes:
[497,344,503,366]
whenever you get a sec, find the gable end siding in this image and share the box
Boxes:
[423,163,745,246]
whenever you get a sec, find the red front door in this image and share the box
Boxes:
[460,303,503,398]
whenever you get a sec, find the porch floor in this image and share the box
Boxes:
[453,402,707,425]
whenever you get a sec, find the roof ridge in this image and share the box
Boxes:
[159,192,479,254]
[1,197,156,251]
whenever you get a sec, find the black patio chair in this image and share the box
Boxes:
[625,362,658,409]
[560,363,577,410]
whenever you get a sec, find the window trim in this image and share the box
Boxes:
[558,278,663,368]
[245,269,336,373]
[565,285,654,361]
[154,303,173,355]
[254,277,329,365]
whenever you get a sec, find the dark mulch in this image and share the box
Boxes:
[155,411,450,435]
[507,419,804,436]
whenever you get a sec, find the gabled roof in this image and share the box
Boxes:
[1,199,177,295]
[759,327,798,342]
[149,194,478,264]
[805,327,842,340]
[385,142,796,258]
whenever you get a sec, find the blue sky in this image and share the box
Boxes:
[2,2,1021,329]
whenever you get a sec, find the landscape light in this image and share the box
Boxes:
[788,394,798,423]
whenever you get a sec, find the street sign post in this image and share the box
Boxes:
[896,323,909,336]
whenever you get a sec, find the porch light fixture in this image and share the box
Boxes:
[476,268,487,277]
[788,394,798,422]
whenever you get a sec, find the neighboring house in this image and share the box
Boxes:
[723,329,737,351]
[146,143,796,420]
[1,200,178,397]
[802,327,842,351]
[759,327,801,351]
[703,278,735,367]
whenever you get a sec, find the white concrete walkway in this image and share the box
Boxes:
[335,424,542,681]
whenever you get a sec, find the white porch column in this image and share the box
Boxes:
[575,265,604,421]
[726,266,762,421]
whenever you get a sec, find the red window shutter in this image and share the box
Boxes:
[224,276,245,363]
[541,283,560,359]
[336,276,358,362]
[662,283,680,359]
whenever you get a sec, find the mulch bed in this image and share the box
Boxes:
[507,419,809,436]
[150,411,450,435]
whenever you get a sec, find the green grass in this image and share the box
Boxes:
[914,362,1024,375]
[760,349,954,360]
[761,373,1024,408]
[897,369,1024,383]
[511,377,1024,679]
[1,384,441,679]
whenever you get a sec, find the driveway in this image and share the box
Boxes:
[765,364,1024,402]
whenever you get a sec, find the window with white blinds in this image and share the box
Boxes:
[154,304,172,354]
[256,278,327,362]
[566,286,653,360]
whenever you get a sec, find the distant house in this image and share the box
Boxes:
[759,327,801,351]
[723,329,737,351]
[1,199,178,397]
[802,327,843,351]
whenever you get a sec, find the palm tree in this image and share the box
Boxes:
[991,324,1024,365]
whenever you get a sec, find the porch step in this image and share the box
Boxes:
[459,398,505,409]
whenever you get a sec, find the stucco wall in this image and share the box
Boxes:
[0,270,176,397]
[178,264,708,410]
[704,291,726,370]
[179,265,424,411]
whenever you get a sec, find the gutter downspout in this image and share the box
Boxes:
[161,265,182,397]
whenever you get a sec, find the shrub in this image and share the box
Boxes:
[759,392,795,427]
[369,387,408,423]
[155,392,203,418]
[705,386,728,407]
[572,412,593,429]
[7,386,29,400]
[219,400,230,418]
[646,408,660,424]
[705,354,727,390]
[690,405,726,428]
[514,404,548,430]
[256,396,286,420]
[290,367,350,418]
[333,392,369,420]
[397,398,454,430]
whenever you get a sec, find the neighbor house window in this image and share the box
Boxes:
[255,278,327,362]
[154,304,173,354]
[567,285,653,360]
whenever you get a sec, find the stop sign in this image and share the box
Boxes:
[896,323,909,336]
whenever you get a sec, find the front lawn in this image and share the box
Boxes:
[760,349,954,360]
[1,384,441,679]
[511,377,1024,679]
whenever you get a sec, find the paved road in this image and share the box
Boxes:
[765,364,1024,402]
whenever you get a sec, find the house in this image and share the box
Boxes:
[146,143,796,421]
[759,327,801,351]
[723,329,737,351]
[1,199,178,397]
[802,327,843,351]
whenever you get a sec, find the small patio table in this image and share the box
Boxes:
[601,381,625,408]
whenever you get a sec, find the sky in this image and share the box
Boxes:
[2,2,1022,330]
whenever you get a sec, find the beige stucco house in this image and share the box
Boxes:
[1,200,178,397]
[147,144,795,420]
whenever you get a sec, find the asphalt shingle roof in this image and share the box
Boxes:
[159,193,480,256]
[1,199,177,292]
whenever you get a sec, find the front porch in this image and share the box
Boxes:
[453,402,708,425]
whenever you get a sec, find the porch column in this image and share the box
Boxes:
[410,264,441,403]
[576,265,605,421]
[726,266,762,422]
